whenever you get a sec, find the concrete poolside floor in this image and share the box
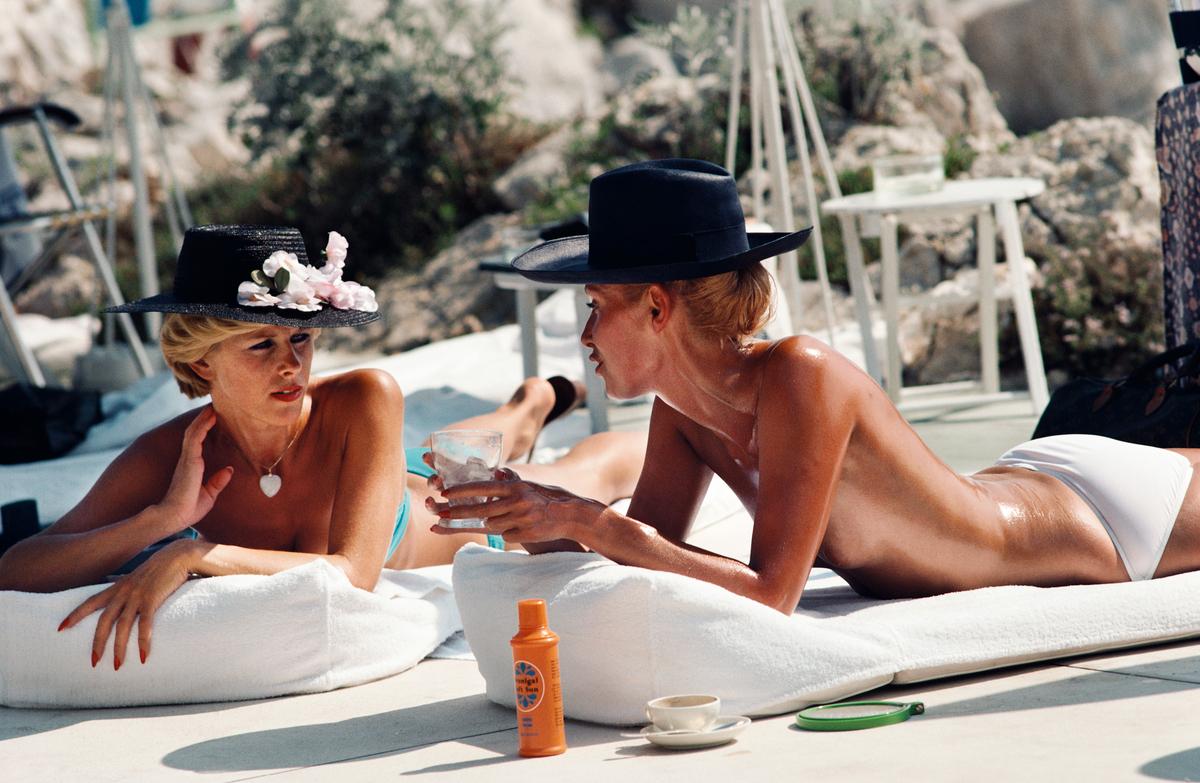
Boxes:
[4,399,1200,781]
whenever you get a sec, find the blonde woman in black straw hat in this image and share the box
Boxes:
[430,158,1200,611]
[0,224,646,668]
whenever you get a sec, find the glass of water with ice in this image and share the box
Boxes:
[430,429,503,529]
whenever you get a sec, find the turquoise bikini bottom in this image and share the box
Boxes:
[389,447,506,560]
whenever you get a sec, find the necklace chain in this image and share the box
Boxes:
[226,420,304,476]
[262,425,304,475]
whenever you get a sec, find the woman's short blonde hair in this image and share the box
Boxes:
[159,314,264,399]
[623,264,775,344]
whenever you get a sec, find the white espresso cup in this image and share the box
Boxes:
[645,694,721,732]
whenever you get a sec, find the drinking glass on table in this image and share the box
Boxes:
[431,429,503,528]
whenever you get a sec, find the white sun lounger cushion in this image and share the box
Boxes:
[452,544,1200,725]
[0,560,459,708]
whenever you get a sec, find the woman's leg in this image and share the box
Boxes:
[397,429,648,568]
[423,378,557,462]
[513,430,647,504]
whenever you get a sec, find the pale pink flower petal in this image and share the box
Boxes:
[237,281,280,307]
[262,251,296,277]
[324,231,348,275]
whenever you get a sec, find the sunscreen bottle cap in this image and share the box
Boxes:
[517,599,548,630]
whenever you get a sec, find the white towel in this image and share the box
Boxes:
[452,544,1200,725]
[0,560,460,708]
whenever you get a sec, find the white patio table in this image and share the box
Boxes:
[822,177,1049,414]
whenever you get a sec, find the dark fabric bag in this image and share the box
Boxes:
[1032,342,1200,448]
[0,384,103,464]
[1158,84,1200,371]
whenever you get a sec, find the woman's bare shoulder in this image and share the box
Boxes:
[756,336,875,427]
[762,336,868,388]
[47,407,204,534]
[314,367,403,403]
[127,406,206,462]
[311,369,404,431]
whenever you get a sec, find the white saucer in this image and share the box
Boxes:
[639,715,751,749]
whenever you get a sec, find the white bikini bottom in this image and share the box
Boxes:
[995,434,1194,581]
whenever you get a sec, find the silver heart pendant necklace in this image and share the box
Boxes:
[257,425,303,498]
[225,419,305,499]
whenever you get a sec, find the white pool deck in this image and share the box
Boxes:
[4,396,1200,782]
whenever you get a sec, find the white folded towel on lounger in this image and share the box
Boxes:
[0,560,459,708]
[452,545,1200,725]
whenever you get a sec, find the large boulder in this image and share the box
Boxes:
[960,0,1177,133]
[321,214,537,355]
[831,125,947,173]
[13,255,100,319]
[895,116,1163,381]
[488,0,606,123]
[874,24,1011,145]
[492,125,578,211]
[601,35,678,96]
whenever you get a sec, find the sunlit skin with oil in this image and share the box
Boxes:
[439,280,1200,613]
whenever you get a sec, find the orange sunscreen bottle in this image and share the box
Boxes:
[510,599,567,757]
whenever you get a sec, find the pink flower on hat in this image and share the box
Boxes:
[238,231,377,313]
[237,280,281,307]
[322,231,348,279]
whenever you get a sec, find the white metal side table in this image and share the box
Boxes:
[822,177,1049,414]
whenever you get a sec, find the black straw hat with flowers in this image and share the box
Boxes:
[105,224,380,328]
[510,158,812,284]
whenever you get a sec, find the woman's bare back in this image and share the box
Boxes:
[679,338,1135,599]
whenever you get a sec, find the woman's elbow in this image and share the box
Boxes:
[747,578,800,615]
[0,544,33,592]
[334,556,381,592]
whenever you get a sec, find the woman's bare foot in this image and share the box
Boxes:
[501,378,557,460]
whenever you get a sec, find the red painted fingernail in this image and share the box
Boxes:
[57,619,67,632]
[91,651,99,668]
[114,656,121,671]
[140,649,147,664]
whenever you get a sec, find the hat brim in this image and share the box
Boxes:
[510,228,812,284]
[105,295,380,328]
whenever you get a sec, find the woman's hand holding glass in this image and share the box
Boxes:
[423,453,606,545]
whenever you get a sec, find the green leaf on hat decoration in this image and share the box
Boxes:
[273,267,291,293]
[251,269,269,286]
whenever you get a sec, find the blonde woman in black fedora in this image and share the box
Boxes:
[0,225,645,669]
[431,158,1200,611]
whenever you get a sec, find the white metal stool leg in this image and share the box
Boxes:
[515,288,538,380]
[880,214,902,401]
[995,200,1049,412]
[840,214,881,383]
[977,208,999,395]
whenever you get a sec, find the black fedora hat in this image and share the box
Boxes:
[511,158,811,284]
[106,225,380,328]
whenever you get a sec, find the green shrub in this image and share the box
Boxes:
[209,0,533,278]
[943,134,977,179]
[790,5,919,125]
